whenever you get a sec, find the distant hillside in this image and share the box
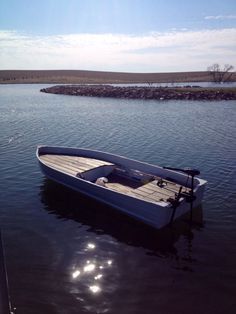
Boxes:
[0,69,236,84]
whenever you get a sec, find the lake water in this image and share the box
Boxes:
[0,84,236,314]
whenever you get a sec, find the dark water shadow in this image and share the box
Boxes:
[39,178,204,258]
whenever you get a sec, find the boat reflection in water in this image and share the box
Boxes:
[39,178,203,312]
[40,178,203,255]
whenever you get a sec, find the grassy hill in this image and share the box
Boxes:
[1,69,235,84]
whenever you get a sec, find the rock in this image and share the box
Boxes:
[40,85,236,101]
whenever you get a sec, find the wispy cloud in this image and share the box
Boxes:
[0,28,235,72]
[205,15,236,20]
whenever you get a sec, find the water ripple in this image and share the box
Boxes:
[1,85,236,314]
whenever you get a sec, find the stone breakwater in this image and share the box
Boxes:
[40,85,236,100]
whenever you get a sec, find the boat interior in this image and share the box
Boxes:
[39,154,190,204]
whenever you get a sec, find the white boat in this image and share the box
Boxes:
[36,146,207,229]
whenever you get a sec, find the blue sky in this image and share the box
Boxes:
[0,0,235,72]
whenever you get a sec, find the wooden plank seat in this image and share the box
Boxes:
[39,154,114,176]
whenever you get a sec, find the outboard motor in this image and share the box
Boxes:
[163,167,200,223]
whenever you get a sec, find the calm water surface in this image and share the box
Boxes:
[0,84,235,314]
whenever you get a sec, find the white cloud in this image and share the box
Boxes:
[0,28,235,72]
[205,15,236,20]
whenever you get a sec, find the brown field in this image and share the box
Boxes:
[1,69,235,84]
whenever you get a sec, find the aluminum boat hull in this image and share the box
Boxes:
[36,146,206,229]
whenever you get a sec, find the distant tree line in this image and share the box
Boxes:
[207,63,234,83]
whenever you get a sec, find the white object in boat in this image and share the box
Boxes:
[95,177,108,187]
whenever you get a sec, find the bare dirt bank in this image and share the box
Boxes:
[1,69,236,84]
[40,85,236,101]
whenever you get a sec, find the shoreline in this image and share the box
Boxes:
[40,85,236,101]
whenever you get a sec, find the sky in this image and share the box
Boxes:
[0,0,235,72]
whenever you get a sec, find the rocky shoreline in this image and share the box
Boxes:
[40,85,236,101]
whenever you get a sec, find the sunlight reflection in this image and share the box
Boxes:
[94,274,103,280]
[89,285,101,294]
[70,242,115,299]
[72,270,81,279]
[87,243,96,249]
[84,263,96,273]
